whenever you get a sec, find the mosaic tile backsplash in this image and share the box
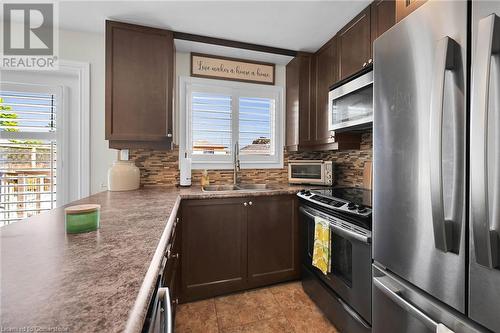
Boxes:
[130,132,372,188]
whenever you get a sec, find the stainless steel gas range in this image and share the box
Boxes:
[297,187,372,333]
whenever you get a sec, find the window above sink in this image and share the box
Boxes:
[178,76,284,170]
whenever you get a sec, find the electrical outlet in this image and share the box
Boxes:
[120,149,129,161]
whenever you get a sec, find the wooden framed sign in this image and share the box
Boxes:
[191,53,275,85]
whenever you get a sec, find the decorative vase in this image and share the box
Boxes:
[108,159,140,191]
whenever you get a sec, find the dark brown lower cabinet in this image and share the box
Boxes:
[180,195,299,301]
[181,198,247,302]
[247,195,300,288]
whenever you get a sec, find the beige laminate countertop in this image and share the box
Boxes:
[0,185,305,333]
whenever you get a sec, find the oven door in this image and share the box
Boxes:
[299,205,372,324]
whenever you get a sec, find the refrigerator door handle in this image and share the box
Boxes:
[373,276,439,331]
[430,36,461,253]
[471,14,500,269]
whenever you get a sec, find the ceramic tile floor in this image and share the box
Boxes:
[175,281,339,333]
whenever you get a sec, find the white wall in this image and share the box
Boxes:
[58,29,115,194]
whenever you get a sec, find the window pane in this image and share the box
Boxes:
[0,92,57,226]
[0,91,56,133]
[191,92,232,155]
[239,97,274,155]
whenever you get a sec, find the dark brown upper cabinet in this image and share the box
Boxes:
[396,0,427,22]
[313,37,338,146]
[337,7,372,81]
[285,53,314,151]
[286,50,361,151]
[106,21,174,149]
[371,0,396,43]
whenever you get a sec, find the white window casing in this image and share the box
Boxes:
[179,76,284,170]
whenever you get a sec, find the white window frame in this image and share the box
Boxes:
[179,76,284,170]
[0,82,68,206]
[1,59,91,204]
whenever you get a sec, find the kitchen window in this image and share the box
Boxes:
[180,76,283,169]
[0,84,63,226]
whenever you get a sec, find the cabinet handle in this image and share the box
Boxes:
[248,201,253,206]
[362,62,367,67]
[243,202,248,206]
[167,133,173,138]
[368,58,373,64]
[173,298,179,305]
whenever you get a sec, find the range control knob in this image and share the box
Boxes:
[304,191,312,196]
[358,205,367,213]
[347,202,357,210]
[300,190,306,194]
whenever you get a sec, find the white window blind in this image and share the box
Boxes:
[0,91,57,226]
[191,92,232,155]
[239,97,275,156]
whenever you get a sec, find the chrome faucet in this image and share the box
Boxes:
[234,142,240,185]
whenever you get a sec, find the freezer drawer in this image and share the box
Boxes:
[372,264,486,333]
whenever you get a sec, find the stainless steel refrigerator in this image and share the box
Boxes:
[373,0,500,332]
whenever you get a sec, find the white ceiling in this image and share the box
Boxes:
[59,1,371,53]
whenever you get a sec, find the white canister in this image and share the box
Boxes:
[108,159,140,191]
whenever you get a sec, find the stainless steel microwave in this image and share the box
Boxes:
[288,160,333,185]
[328,70,373,132]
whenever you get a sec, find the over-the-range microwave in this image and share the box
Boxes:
[288,160,333,186]
[328,69,373,132]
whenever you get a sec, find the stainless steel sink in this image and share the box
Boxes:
[236,183,274,190]
[201,185,239,192]
[201,183,279,192]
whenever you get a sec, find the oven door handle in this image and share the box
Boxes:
[299,207,371,244]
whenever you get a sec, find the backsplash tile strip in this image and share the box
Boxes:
[130,132,372,188]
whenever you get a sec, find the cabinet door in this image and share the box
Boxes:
[181,198,247,301]
[338,7,372,81]
[247,195,300,287]
[314,38,338,145]
[371,0,396,44]
[286,53,314,150]
[106,21,174,147]
[285,57,300,150]
[298,54,315,147]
